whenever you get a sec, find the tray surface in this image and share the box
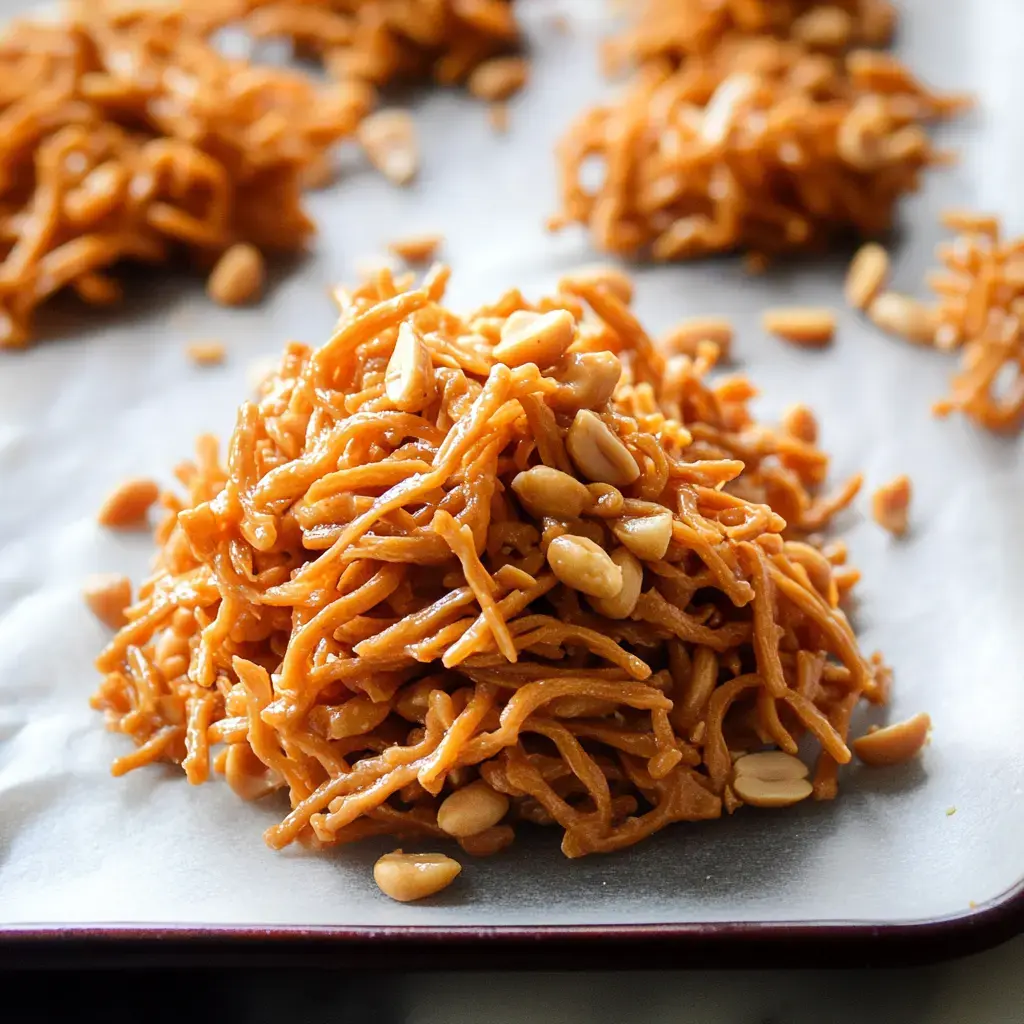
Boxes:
[0,0,1022,954]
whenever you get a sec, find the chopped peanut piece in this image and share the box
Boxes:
[97,477,160,528]
[185,340,226,366]
[467,56,529,102]
[853,712,931,766]
[388,233,443,263]
[762,307,836,347]
[872,474,911,536]
[494,309,575,369]
[385,322,435,412]
[566,409,640,486]
[868,292,937,344]
[733,751,812,807]
[546,534,623,599]
[373,851,461,902]
[437,780,510,837]
[207,244,265,307]
[781,404,819,444]
[83,573,132,629]
[845,243,890,310]
[359,110,418,186]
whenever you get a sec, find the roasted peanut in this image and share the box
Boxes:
[550,351,622,411]
[207,244,264,307]
[612,510,673,561]
[511,466,591,519]
[437,780,510,837]
[853,712,931,766]
[587,547,642,619]
[733,750,812,807]
[83,573,132,629]
[546,534,622,598]
[868,293,937,344]
[373,851,462,902]
[566,410,639,486]
[385,321,435,412]
[845,243,890,310]
[359,110,418,186]
[762,307,836,347]
[872,474,911,536]
[494,309,575,369]
[97,477,160,528]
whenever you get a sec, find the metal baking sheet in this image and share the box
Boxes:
[1,0,1023,962]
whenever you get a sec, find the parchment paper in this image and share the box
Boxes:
[1,0,1023,930]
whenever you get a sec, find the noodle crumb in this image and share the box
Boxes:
[872,475,911,536]
[185,340,227,367]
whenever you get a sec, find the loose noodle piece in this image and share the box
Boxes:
[93,266,887,863]
[554,5,968,262]
[0,1,369,346]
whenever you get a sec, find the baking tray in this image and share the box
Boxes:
[2,0,1023,969]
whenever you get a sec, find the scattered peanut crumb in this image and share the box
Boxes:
[97,477,160,528]
[868,292,937,344]
[388,233,443,264]
[467,56,529,102]
[185,340,226,366]
[872,474,912,536]
[781,404,819,444]
[845,242,890,310]
[358,109,418,186]
[83,573,132,630]
[762,307,836,347]
[852,712,930,766]
[207,244,265,307]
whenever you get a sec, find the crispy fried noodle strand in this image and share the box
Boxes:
[92,265,888,859]
[554,0,968,262]
[0,0,373,346]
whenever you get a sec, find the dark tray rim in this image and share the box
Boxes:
[4,875,1022,970]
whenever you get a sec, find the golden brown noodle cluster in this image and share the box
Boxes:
[0,1,367,347]
[846,213,1024,431]
[554,35,967,262]
[92,265,888,860]
[604,0,897,71]
[920,214,1023,431]
[238,0,520,97]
